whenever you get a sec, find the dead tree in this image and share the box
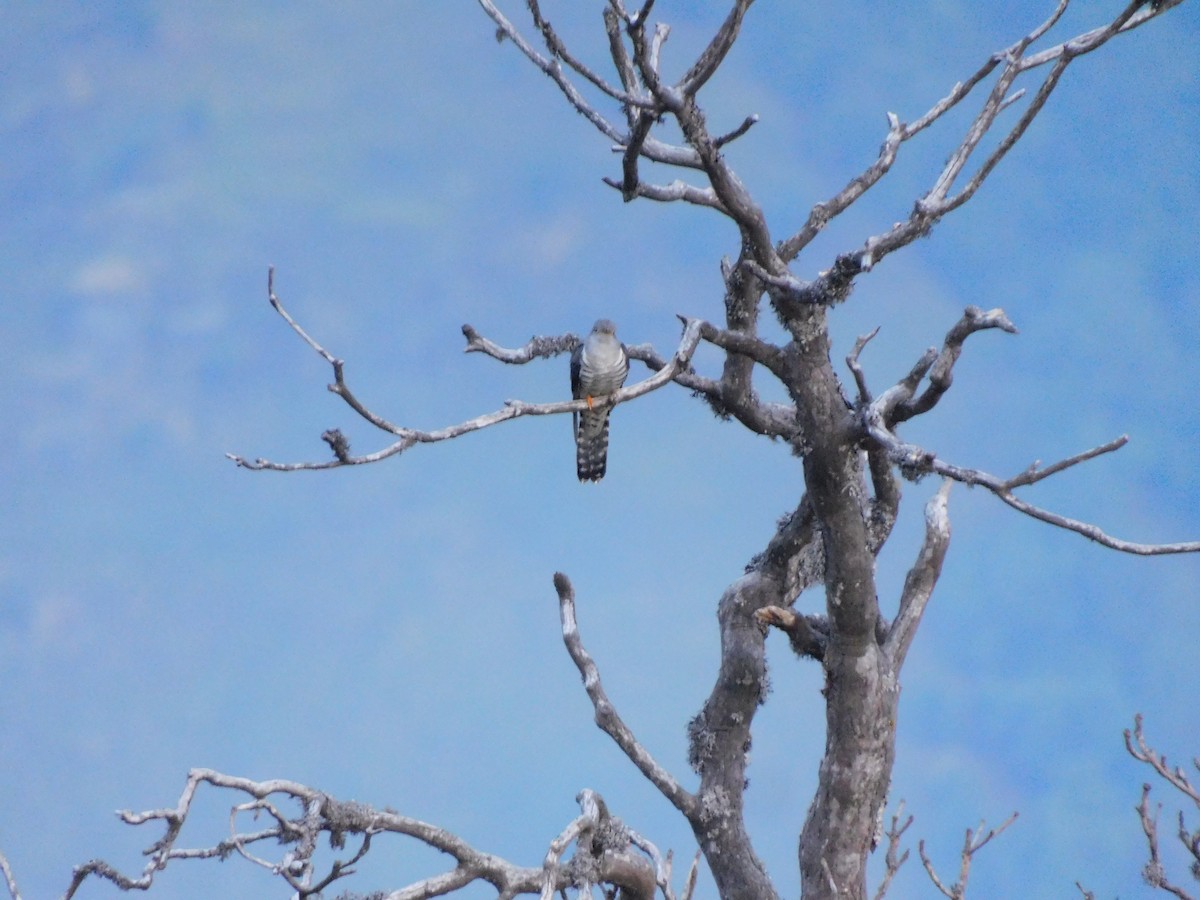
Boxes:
[3,3,1194,900]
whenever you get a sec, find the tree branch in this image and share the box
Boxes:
[1133,784,1196,900]
[871,802,914,900]
[525,0,650,108]
[602,174,727,210]
[917,813,1019,899]
[478,0,627,140]
[461,323,580,362]
[552,572,698,819]
[861,415,1200,555]
[0,852,21,900]
[55,769,555,899]
[677,0,754,96]
[781,0,1186,275]
[1126,711,1200,895]
[479,0,701,171]
[27,768,692,900]
[884,480,952,670]
[888,306,1019,424]
[1125,714,1200,805]
[227,281,704,471]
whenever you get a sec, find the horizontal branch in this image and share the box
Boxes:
[227,280,704,470]
[466,314,798,439]
[36,767,685,900]
[461,324,579,362]
[863,422,1200,555]
[602,175,727,210]
[55,768,555,899]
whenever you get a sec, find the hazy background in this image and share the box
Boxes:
[2,3,1198,898]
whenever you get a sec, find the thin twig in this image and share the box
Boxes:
[918,813,1018,899]
[872,802,914,900]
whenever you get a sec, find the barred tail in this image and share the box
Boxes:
[575,410,611,482]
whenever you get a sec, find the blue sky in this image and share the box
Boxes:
[2,3,1198,898]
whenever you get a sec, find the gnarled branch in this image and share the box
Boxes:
[29,768,693,900]
[227,274,704,471]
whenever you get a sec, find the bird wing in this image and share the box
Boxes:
[570,343,583,399]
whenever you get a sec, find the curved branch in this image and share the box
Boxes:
[228,300,704,471]
[677,0,754,96]
[470,321,800,440]
[46,768,692,900]
[551,573,697,819]
[884,480,952,670]
[897,306,1017,421]
[863,421,1200,555]
[858,306,1018,426]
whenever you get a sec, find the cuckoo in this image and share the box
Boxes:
[570,319,629,482]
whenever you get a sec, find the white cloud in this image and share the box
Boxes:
[69,255,150,297]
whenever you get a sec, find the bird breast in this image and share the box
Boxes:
[579,336,627,394]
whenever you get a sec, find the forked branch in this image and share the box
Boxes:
[780,0,1185,275]
[15,769,691,900]
[1125,714,1200,898]
[226,272,705,471]
[918,813,1019,899]
[872,802,914,900]
[850,308,1200,556]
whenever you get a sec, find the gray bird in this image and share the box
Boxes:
[570,319,629,482]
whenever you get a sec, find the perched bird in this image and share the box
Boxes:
[570,319,629,482]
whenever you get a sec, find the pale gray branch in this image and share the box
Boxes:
[461,323,580,362]
[677,0,753,96]
[1125,715,1200,806]
[0,851,22,900]
[228,307,704,471]
[790,0,1187,274]
[478,0,625,142]
[917,813,1019,900]
[55,767,630,900]
[552,572,697,819]
[863,421,1200,555]
[713,113,759,148]
[887,305,1019,424]
[525,0,653,108]
[871,802,914,900]
[1135,791,1197,900]
[602,175,727,210]
[884,480,952,670]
